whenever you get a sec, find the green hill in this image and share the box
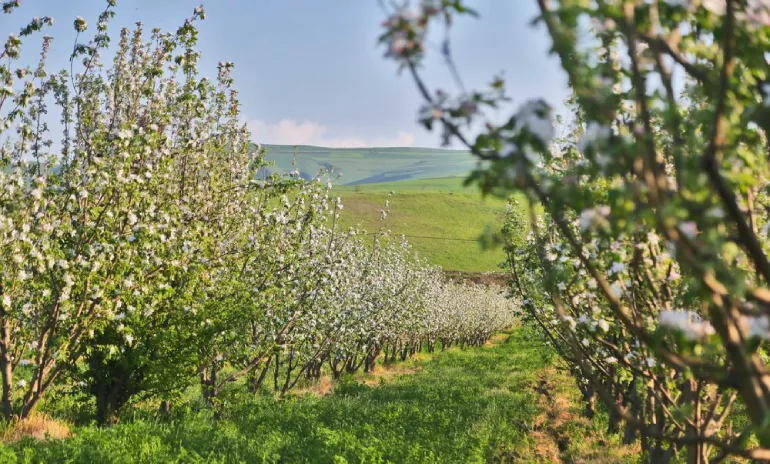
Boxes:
[261,145,478,185]
[256,144,510,272]
[334,177,510,273]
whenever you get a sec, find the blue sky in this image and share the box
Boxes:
[6,1,569,148]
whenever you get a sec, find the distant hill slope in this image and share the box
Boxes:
[260,144,477,185]
[335,176,476,193]
[333,177,512,273]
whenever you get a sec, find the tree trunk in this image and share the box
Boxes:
[0,355,13,420]
[648,446,674,464]
[607,385,623,435]
[95,395,120,426]
[582,383,595,420]
[158,400,171,416]
[682,380,708,464]
[273,354,280,392]
[95,378,131,427]
[0,325,14,420]
[200,364,218,405]
[346,355,365,374]
[281,349,295,394]
[248,357,272,393]
[364,346,380,373]
[329,358,342,380]
[622,380,640,445]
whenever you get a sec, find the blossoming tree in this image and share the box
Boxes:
[382,0,770,461]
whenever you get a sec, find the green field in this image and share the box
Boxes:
[261,145,478,186]
[4,329,634,463]
[333,177,511,273]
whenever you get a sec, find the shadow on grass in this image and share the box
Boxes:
[6,330,553,463]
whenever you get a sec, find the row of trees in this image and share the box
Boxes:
[383,0,770,462]
[0,2,517,425]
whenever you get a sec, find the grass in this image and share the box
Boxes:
[261,145,477,186]
[3,329,636,463]
[332,178,512,273]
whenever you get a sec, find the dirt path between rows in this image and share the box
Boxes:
[527,366,639,463]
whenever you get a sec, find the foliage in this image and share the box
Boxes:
[382,0,770,461]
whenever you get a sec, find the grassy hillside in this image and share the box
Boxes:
[261,145,478,185]
[333,178,510,273]
[258,144,509,272]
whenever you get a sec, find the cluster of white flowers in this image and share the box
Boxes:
[658,310,716,340]
[665,0,770,27]
[761,82,770,107]
[423,282,518,348]
[513,100,555,145]
[577,122,611,156]
[741,314,770,340]
[382,8,425,62]
[578,205,611,232]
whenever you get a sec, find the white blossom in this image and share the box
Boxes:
[742,315,770,340]
[609,262,625,275]
[514,100,554,144]
[73,16,87,32]
[659,310,715,340]
[579,205,611,232]
[679,221,698,238]
[578,122,611,153]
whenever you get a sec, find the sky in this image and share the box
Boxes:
[4,1,569,149]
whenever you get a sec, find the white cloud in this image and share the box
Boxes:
[247,118,416,148]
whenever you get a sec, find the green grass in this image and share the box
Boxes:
[333,182,511,273]
[261,145,477,186]
[3,329,633,463]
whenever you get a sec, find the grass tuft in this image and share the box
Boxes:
[2,414,71,444]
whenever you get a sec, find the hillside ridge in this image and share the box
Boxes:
[258,144,477,185]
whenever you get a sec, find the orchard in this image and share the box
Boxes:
[0,0,516,430]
